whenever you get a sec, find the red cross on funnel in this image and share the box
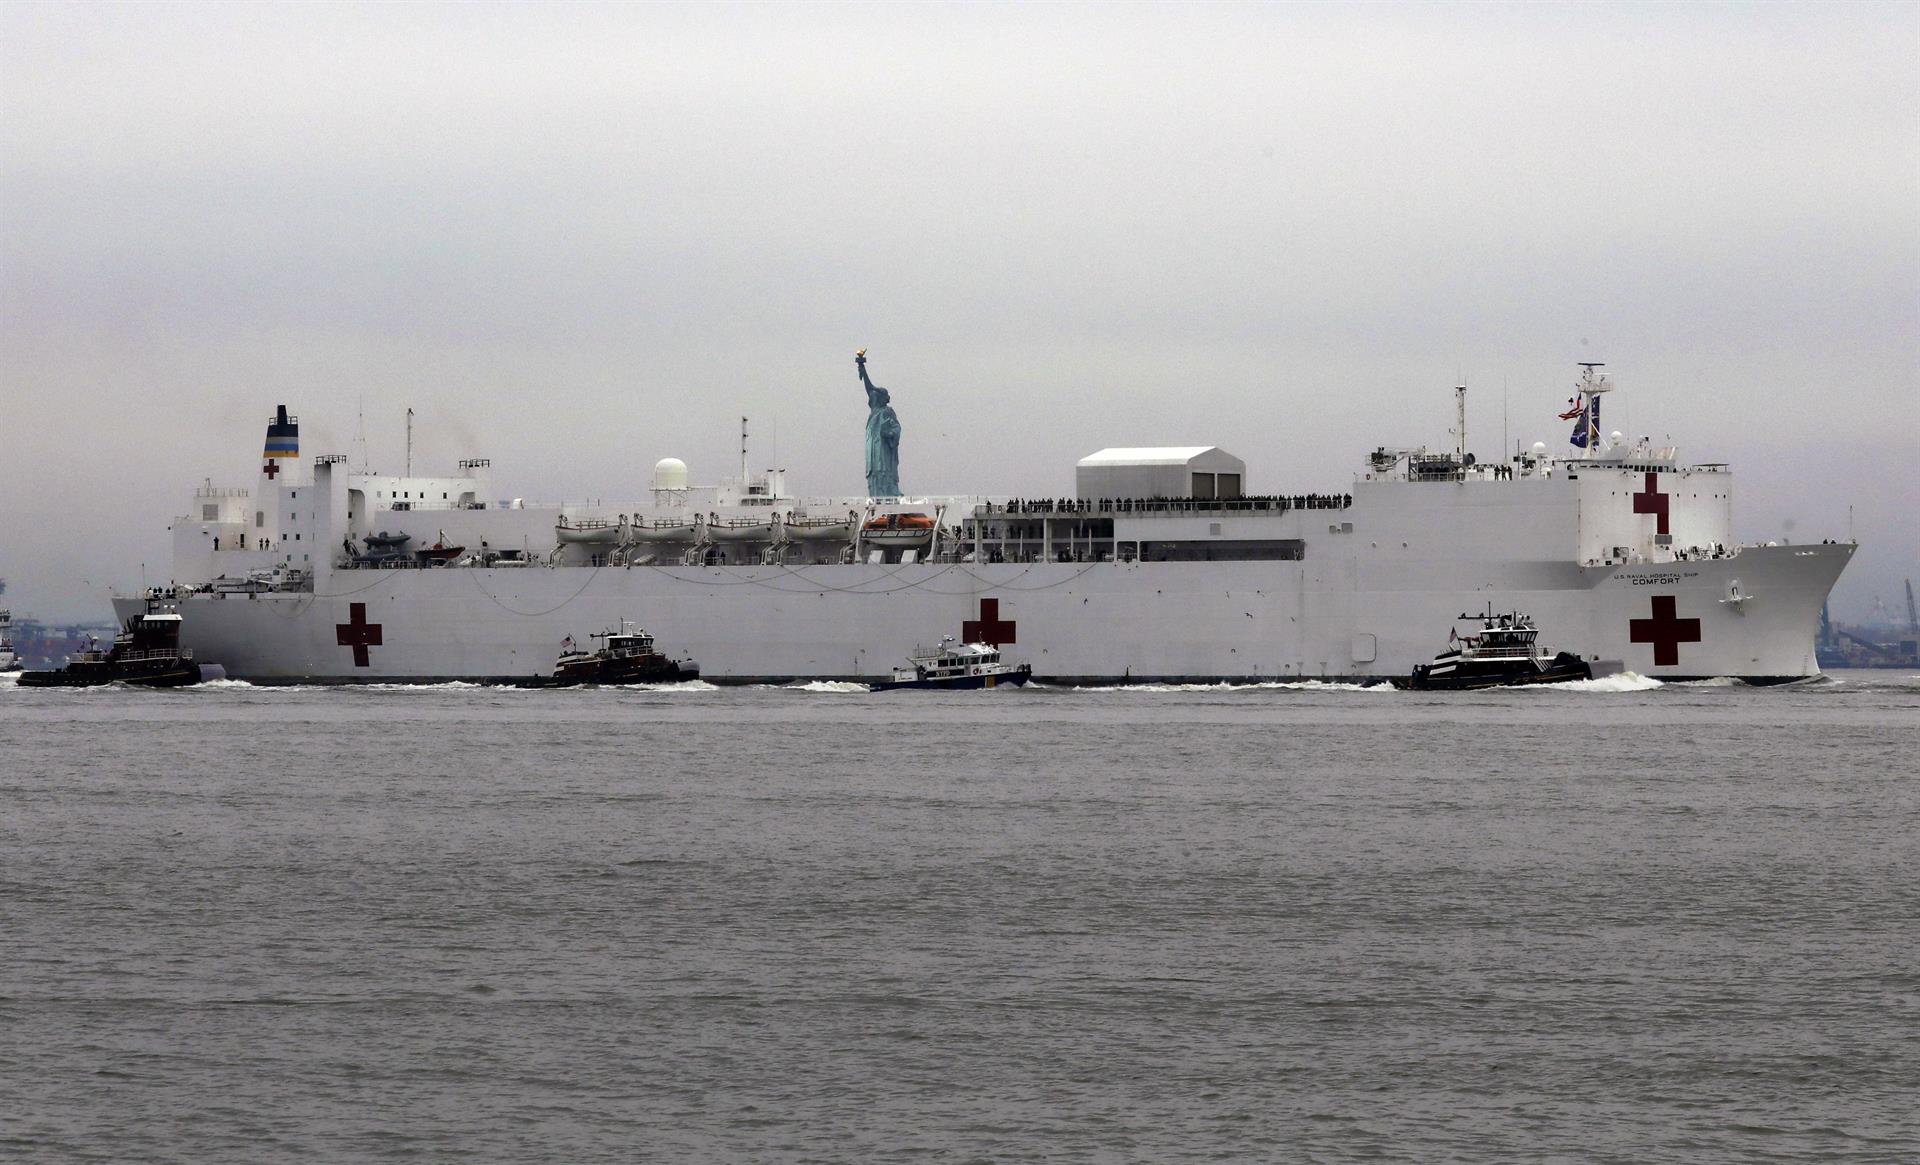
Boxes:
[963,598,1016,646]
[262,460,280,479]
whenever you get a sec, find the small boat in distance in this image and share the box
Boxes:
[536,622,700,686]
[1392,606,1591,690]
[872,637,1032,691]
[0,608,20,674]
[18,605,224,688]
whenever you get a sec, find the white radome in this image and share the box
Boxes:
[653,457,689,491]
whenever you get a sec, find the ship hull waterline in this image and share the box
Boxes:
[116,543,1851,686]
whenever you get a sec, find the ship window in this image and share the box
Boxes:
[202,504,219,521]
[256,511,264,528]
[291,491,297,499]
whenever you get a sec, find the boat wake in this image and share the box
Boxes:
[786,680,872,694]
[1050,680,1390,694]
[1522,672,1664,693]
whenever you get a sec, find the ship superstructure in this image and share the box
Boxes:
[119,368,1854,683]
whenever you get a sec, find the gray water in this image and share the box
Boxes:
[3,672,1916,1163]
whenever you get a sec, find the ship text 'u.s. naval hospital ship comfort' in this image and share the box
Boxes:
[119,363,1854,684]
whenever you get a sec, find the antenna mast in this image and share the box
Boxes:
[1454,382,1467,461]
[740,416,749,484]
[1502,377,1509,464]
[406,407,414,477]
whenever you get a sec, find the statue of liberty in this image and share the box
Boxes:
[855,349,901,497]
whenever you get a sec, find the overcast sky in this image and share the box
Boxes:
[3,1,1914,623]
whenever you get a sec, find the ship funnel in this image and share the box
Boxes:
[263,405,300,464]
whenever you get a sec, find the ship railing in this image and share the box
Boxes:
[115,648,192,663]
[194,486,250,499]
[973,494,1353,517]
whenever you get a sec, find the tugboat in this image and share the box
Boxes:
[18,605,224,688]
[1393,606,1591,690]
[872,636,1033,691]
[539,622,700,685]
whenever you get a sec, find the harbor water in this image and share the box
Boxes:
[3,672,1916,1162]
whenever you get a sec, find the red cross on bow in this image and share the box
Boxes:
[963,598,1017,646]
[262,460,280,479]
[335,602,383,667]
[1629,594,1701,667]
[1632,472,1669,537]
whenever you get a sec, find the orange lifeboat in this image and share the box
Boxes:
[862,512,937,544]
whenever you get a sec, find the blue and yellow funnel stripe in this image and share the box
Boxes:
[264,404,299,457]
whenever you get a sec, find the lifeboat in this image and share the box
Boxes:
[625,519,698,542]
[555,517,622,545]
[706,518,777,542]
[415,532,466,565]
[782,516,856,541]
[861,512,936,545]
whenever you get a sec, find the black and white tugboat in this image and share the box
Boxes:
[18,604,224,688]
[1393,606,1590,690]
[872,636,1032,691]
[539,622,700,686]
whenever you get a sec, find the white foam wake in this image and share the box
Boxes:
[1057,680,1391,694]
[1527,671,1664,692]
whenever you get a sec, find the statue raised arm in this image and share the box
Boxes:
[855,349,902,497]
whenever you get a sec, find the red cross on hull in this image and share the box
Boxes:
[1629,594,1701,667]
[336,602,383,667]
[1632,472,1670,537]
[963,598,1016,646]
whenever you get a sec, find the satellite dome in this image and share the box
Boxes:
[1610,430,1624,445]
[653,457,688,490]
[1531,441,1548,455]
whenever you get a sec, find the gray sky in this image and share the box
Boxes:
[3,1,1915,624]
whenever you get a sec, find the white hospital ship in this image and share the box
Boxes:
[118,367,1853,684]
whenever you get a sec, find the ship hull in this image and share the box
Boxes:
[873,666,1033,692]
[117,543,1852,684]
